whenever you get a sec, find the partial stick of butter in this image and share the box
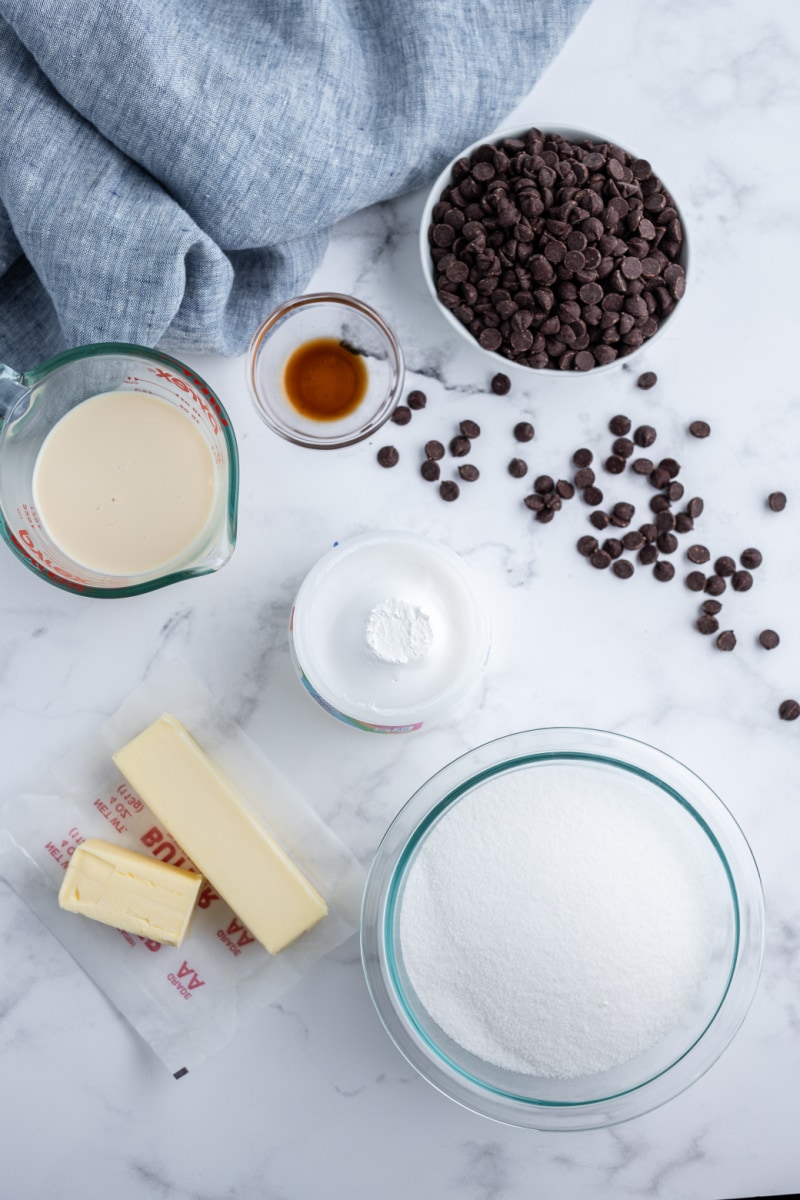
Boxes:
[58,838,202,946]
[112,714,328,954]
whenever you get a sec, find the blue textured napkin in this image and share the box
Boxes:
[0,0,589,366]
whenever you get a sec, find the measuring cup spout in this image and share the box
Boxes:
[0,361,26,422]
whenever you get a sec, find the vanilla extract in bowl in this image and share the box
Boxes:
[283,337,368,421]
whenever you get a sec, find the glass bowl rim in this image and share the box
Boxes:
[360,727,764,1130]
[246,292,405,448]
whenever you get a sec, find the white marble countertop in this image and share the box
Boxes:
[2,0,799,1196]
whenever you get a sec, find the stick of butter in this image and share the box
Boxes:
[112,714,328,954]
[58,838,202,946]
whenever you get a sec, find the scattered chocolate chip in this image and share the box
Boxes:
[632,458,654,475]
[535,474,555,494]
[459,464,480,482]
[605,455,626,475]
[420,460,440,481]
[740,548,762,570]
[656,509,676,532]
[439,480,460,501]
[556,480,576,499]
[634,425,657,448]
[768,491,787,512]
[425,440,445,461]
[590,549,612,569]
[675,513,694,533]
[759,629,780,649]
[637,372,658,389]
[377,446,399,468]
[667,482,684,502]
[731,570,753,592]
[705,575,726,596]
[583,485,604,506]
[613,559,634,579]
[577,535,599,557]
[391,406,411,425]
[536,507,555,524]
[650,495,671,515]
[657,532,678,554]
[524,493,545,511]
[609,415,632,436]
[686,571,706,592]
[687,544,710,564]
[491,373,511,395]
[689,420,710,438]
[574,466,596,489]
[716,630,736,651]
[611,501,635,526]
[622,530,645,551]
[612,437,634,459]
[696,615,719,635]
[639,545,659,565]
[649,466,671,489]
[407,389,427,409]
[514,422,534,442]
[602,538,623,560]
[460,419,481,439]
[573,448,593,467]
[779,699,800,720]
[508,458,528,478]
[714,556,736,577]
[653,560,675,581]
[659,457,681,478]
[590,510,610,530]
[687,497,704,519]
[701,599,722,615]
[450,436,471,457]
[640,522,658,542]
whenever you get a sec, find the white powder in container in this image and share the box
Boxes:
[399,762,716,1079]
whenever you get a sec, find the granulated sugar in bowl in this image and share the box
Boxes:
[361,729,765,1130]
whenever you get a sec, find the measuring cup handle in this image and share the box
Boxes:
[0,360,26,424]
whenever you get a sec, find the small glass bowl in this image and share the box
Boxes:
[361,728,764,1130]
[419,125,690,377]
[247,293,405,448]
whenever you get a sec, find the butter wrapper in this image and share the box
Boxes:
[0,659,365,1075]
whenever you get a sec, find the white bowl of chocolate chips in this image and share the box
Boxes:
[420,125,689,375]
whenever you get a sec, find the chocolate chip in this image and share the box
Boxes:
[640,522,658,542]
[602,538,623,560]
[391,406,412,425]
[716,630,736,651]
[714,556,736,577]
[590,549,612,569]
[425,440,445,461]
[535,474,555,495]
[657,532,678,554]
[439,480,460,501]
[637,371,658,389]
[407,390,427,410]
[491,373,511,395]
[574,467,595,489]
[779,699,800,720]
[659,457,681,478]
[650,495,671,515]
[687,544,710,564]
[609,414,632,436]
[612,437,634,459]
[759,629,780,649]
[675,513,694,533]
[687,497,704,519]
[667,482,684,502]
[611,501,635,526]
[689,420,710,438]
[573,448,593,467]
[634,425,657,448]
[701,599,722,615]
[649,466,671,489]
[686,571,706,591]
[605,456,626,475]
[655,509,675,532]
[639,545,659,565]
[590,510,610,530]
[524,493,545,511]
[768,491,787,512]
[613,559,634,579]
[740,548,762,569]
[514,422,534,442]
[577,535,599,557]
[731,570,753,592]
[377,446,399,468]
[459,464,480,482]
[556,480,576,499]
[450,436,471,457]
[508,458,527,478]
[536,507,555,524]
[420,460,440,482]
[583,485,604,506]
[705,574,726,595]
[622,530,645,551]
[696,615,719,635]
[460,420,481,439]
[632,458,654,475]
[653,560,675,581]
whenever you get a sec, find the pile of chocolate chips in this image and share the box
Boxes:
[428,129,685,371]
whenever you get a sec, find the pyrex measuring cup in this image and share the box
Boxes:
[0,343,239,597]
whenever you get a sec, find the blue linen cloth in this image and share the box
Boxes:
[0,0,589,366]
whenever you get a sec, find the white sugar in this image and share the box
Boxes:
[399,763,715,1078]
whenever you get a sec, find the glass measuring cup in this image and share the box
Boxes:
[0,343,239,597]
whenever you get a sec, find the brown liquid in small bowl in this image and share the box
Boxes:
[283,338,368,421]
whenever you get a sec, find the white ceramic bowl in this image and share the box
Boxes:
[419,125,690,377]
